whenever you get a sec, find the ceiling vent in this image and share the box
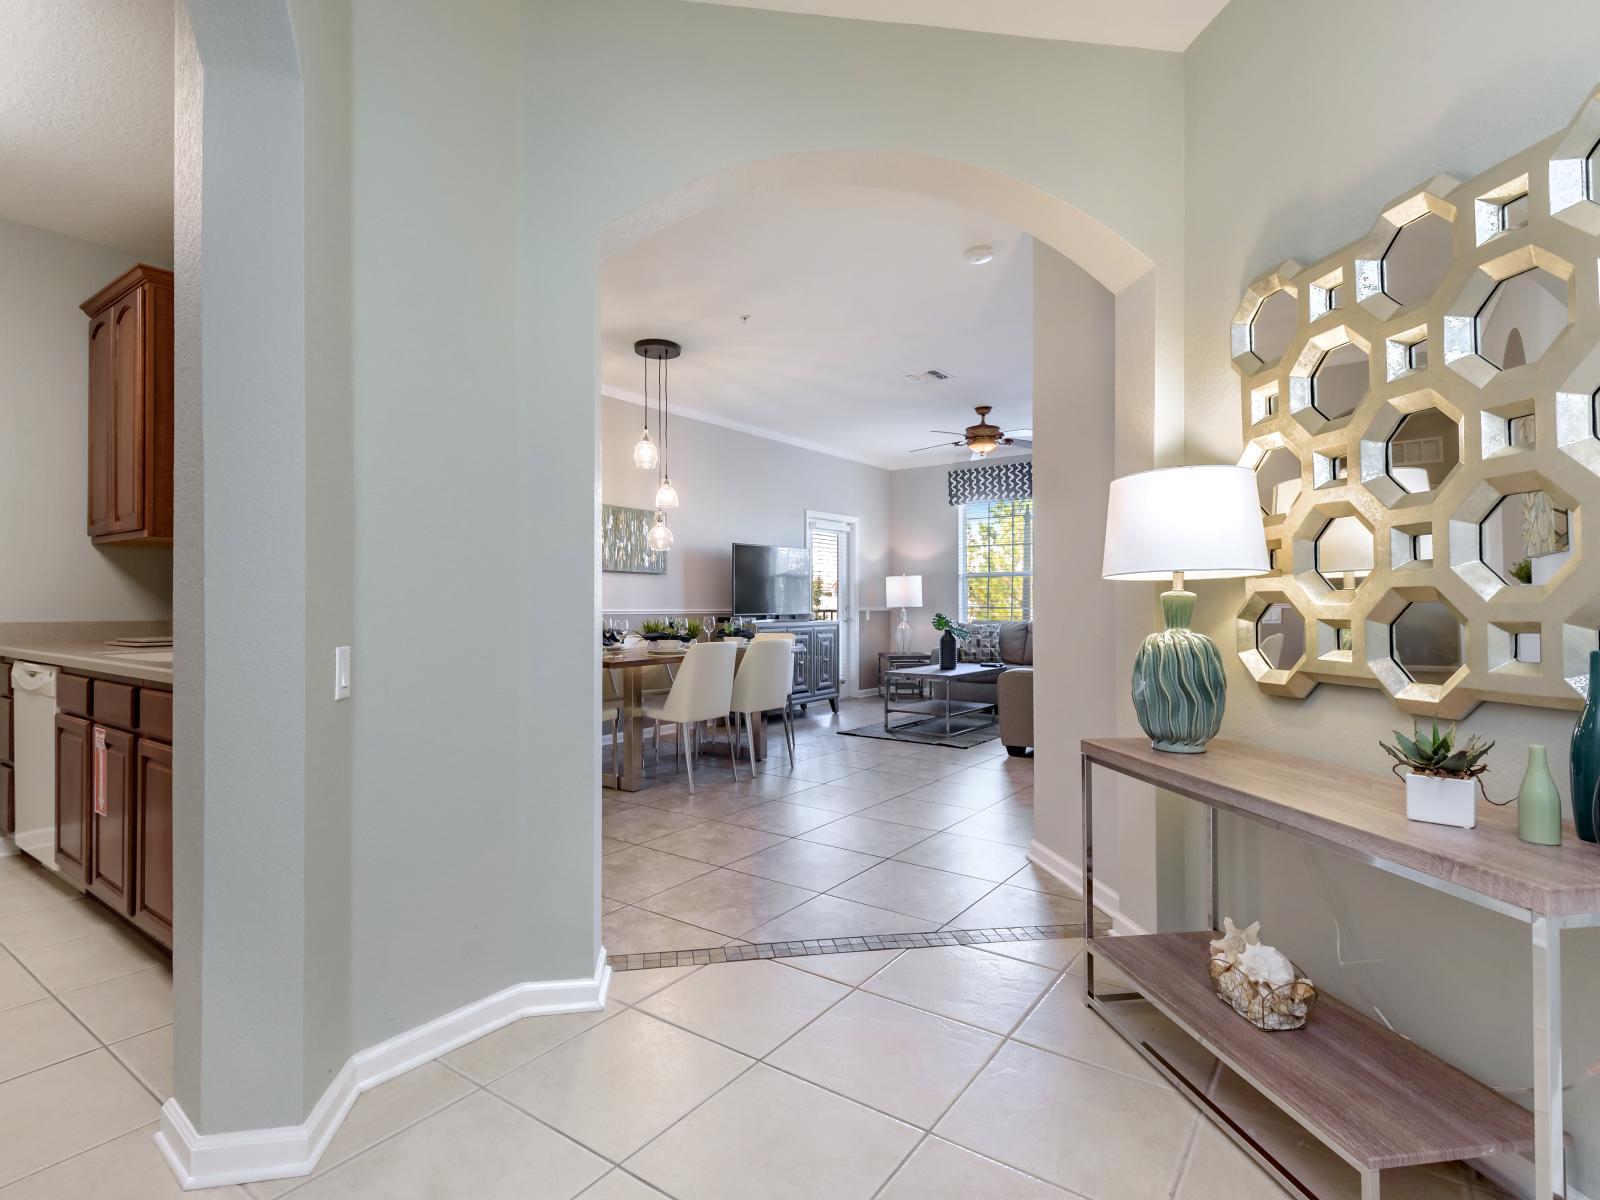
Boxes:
[905,369,951,383]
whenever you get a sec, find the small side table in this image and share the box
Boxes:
[879,652,931,700]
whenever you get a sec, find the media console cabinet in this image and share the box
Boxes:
[1080,737,1596,1200]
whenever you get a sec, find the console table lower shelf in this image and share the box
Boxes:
[1086,932,1546,1200]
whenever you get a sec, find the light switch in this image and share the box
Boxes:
[334,646,351,700]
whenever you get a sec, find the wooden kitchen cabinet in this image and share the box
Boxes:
[55,713,92,886]
[81,264,174,546]
[133,739,173,947]
[87,726,136,915]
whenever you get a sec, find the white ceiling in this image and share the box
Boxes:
[0,0,174,260]
[600,185,1036,471]
[682,0,1231,52]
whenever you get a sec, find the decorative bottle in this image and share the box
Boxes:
[1570,650,1600,844]
[1517,745,1562,846]
[938,629,957,671]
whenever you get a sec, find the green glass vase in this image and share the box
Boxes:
[1517,745,1562,846]
[1570,650,1600,844]
[1131,589,1225,753]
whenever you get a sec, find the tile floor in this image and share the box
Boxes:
[603,699,1082,955]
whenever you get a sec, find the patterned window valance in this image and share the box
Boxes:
[947,459,1032,506]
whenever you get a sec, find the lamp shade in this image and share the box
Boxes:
[885,574,923,607]
[1102,465,1269,581]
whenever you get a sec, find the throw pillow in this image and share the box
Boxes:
[958,622,1002,663]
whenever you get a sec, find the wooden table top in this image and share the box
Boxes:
[602,644,749,669]
[1082,737,1600,918]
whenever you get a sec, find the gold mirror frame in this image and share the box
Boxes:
[1233,84,1600,719]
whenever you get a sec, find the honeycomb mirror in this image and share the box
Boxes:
[1232,84,1600,718]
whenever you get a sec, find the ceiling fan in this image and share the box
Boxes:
[908,406,1033,459]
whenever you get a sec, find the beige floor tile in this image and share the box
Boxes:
[0,1121,248,1200]
[725,839,881,891]
[0,997,98,1083]
[800,815,933,857]
[899,780,1020,809]
[935,767,1027,796]
[817,772,922,801]
[828,860,997,924]
[759,758,867,785]
[639,786,766,820]
[878,1137,1069,1199]
[602,837,632,856]
[626,1063,919,1200]
[249,1063,476,1199]
[786,947,902,986]
[109,1025,172,1100]
[718,773,821,802]
[442,1002,622,1085]
[577,1171,669,1199]
[0,870,81,921]
[944,811,1034,847]
[635,869,815,939]
[741,895,936,943]
[291,1091,606,1200]
[974,937,1083,972]
[602,897,626,915]
[1013,976,1162,1081]
[13,927,165,992]
[936,1041,1193,1200]
[0,956,47,1013]
[605,964,699,1006]
[779,782,894,815]
[948,884,1084,930]
[818,747,912,770]
[0,1049,160,1187]
[58,965,172,1044]
[602,907,726,956]
[767,990,998,1128]
[1173,1122,1294,1200]
[1004,862,1075,897]
[892,831,1031,882]
[853,759,963,784]
[721,800,840,836]
[490,1009,749,1161]
[641,822,786,866]
[864,946,1056,1034]
[602,844,717,904]
[0,896,122,952]
[638,959,846,1056]
[860,794,980,831]
[602,806,706,845]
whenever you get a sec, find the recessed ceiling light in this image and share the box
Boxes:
[964,244,994,265]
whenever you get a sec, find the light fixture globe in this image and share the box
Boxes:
[654,476,680,509]
[647,511,673,551]
[632,429,659,471]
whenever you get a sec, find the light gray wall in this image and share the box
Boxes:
[888,462,961,653]
[1185,1,1600,1188]
[0,218,171,622]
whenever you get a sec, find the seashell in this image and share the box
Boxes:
[1207,916,1261,965]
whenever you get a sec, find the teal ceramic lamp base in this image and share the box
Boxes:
[1132,588,1226,753]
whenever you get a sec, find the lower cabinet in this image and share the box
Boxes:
[132,739,173,947]
[87,726,136,915]
[55,713,92,886]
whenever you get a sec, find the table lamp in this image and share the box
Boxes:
[1102,465,1269,753]
[885,575,923,654]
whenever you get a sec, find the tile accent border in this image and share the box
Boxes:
[155,948,611,1190]
[607,925,1085,971]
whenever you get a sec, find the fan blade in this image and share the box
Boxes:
[928,430,967,436]
[1004,428,1033,439]
[908,441,962,453]
[1007,437,1033,449]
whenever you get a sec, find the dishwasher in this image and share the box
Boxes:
[11,661,60,871]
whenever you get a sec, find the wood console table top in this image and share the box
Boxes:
[1081,737,1600,918]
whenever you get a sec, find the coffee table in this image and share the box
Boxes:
[881,662,1002,736]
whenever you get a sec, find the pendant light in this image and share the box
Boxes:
[647,509,673,551]
[630,342,659,469]
[635,338,682,509]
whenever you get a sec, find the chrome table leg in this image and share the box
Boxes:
[1533,915,1566,1198]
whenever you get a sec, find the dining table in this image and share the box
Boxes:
[601,643,770,791]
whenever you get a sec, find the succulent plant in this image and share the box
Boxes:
[683,619,704,641]
[1380,721,1493,780]
[638,618,672,635]
[931,612,971,640]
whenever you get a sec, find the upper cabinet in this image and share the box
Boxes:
[81,264,174,546]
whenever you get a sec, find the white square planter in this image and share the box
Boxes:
[1405,773,1477,829]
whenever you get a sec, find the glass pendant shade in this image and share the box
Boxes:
[654,477,680,509]
[632,429,659,470]
[647,511,673,551]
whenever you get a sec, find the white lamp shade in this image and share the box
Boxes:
[885,574,923,607]
[1102,465,1270,581]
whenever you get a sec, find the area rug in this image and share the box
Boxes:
[838,714,999,748]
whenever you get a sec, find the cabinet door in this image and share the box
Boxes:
[87,727,135,913]
[55,714,91,885]
[812,626,839,695]
[108,295,146,535]
[0,764,12,837]
[789,630,812,699]
[133,740,173,948]
[87,312,115,536]
[0,694,10,762]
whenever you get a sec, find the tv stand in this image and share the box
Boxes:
[759,619,840,713]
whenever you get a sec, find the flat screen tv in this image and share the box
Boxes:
[732,543,811,617]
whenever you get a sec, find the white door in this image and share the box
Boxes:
[807,514,857,695]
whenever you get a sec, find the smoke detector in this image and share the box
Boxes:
[905,369,951,383]
[964,244,995,265]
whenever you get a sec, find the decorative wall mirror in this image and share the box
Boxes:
[1233,84,1600,718]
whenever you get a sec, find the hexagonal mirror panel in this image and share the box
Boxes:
[1311,342,1368,421]
[1256,603,1305,670]
[1480,490,1572,586]
[1382,213,1454,308]
[1477,267,1568,369]
[1315,515,1374,591]
[1386,408,1460,494]
[1392,601,1466,685]
[1255,448,1302,516]
[1250,289,1296,364]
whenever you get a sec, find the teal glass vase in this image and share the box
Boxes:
[1518,745,1562,846]
[1570,650,1600,843]
[1131,589,1225,753]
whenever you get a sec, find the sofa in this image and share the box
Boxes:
[943,620,1033,756]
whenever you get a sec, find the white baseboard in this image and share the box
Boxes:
[157,947,611,1190]
[1027,840,1145,936]
[0,836,17,858]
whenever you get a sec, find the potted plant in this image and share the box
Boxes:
[682,619,705,644]
[714,620,753,645]
[1380,721,1493,830]
[931,612,970,671]
[637,618,673,642]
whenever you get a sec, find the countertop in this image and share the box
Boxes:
[0,621,173,687]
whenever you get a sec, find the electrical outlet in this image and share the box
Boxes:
[334,646,351,700]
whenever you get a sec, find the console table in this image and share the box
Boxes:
[1080,737,1597,1200]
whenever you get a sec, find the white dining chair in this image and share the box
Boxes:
[600,668,623,787]
[641,641,738,792]
[751,631,799,757]
[729,637,795,774]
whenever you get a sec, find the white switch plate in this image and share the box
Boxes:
[334,646,351,700]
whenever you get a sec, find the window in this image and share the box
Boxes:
[958,498,1033,622]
